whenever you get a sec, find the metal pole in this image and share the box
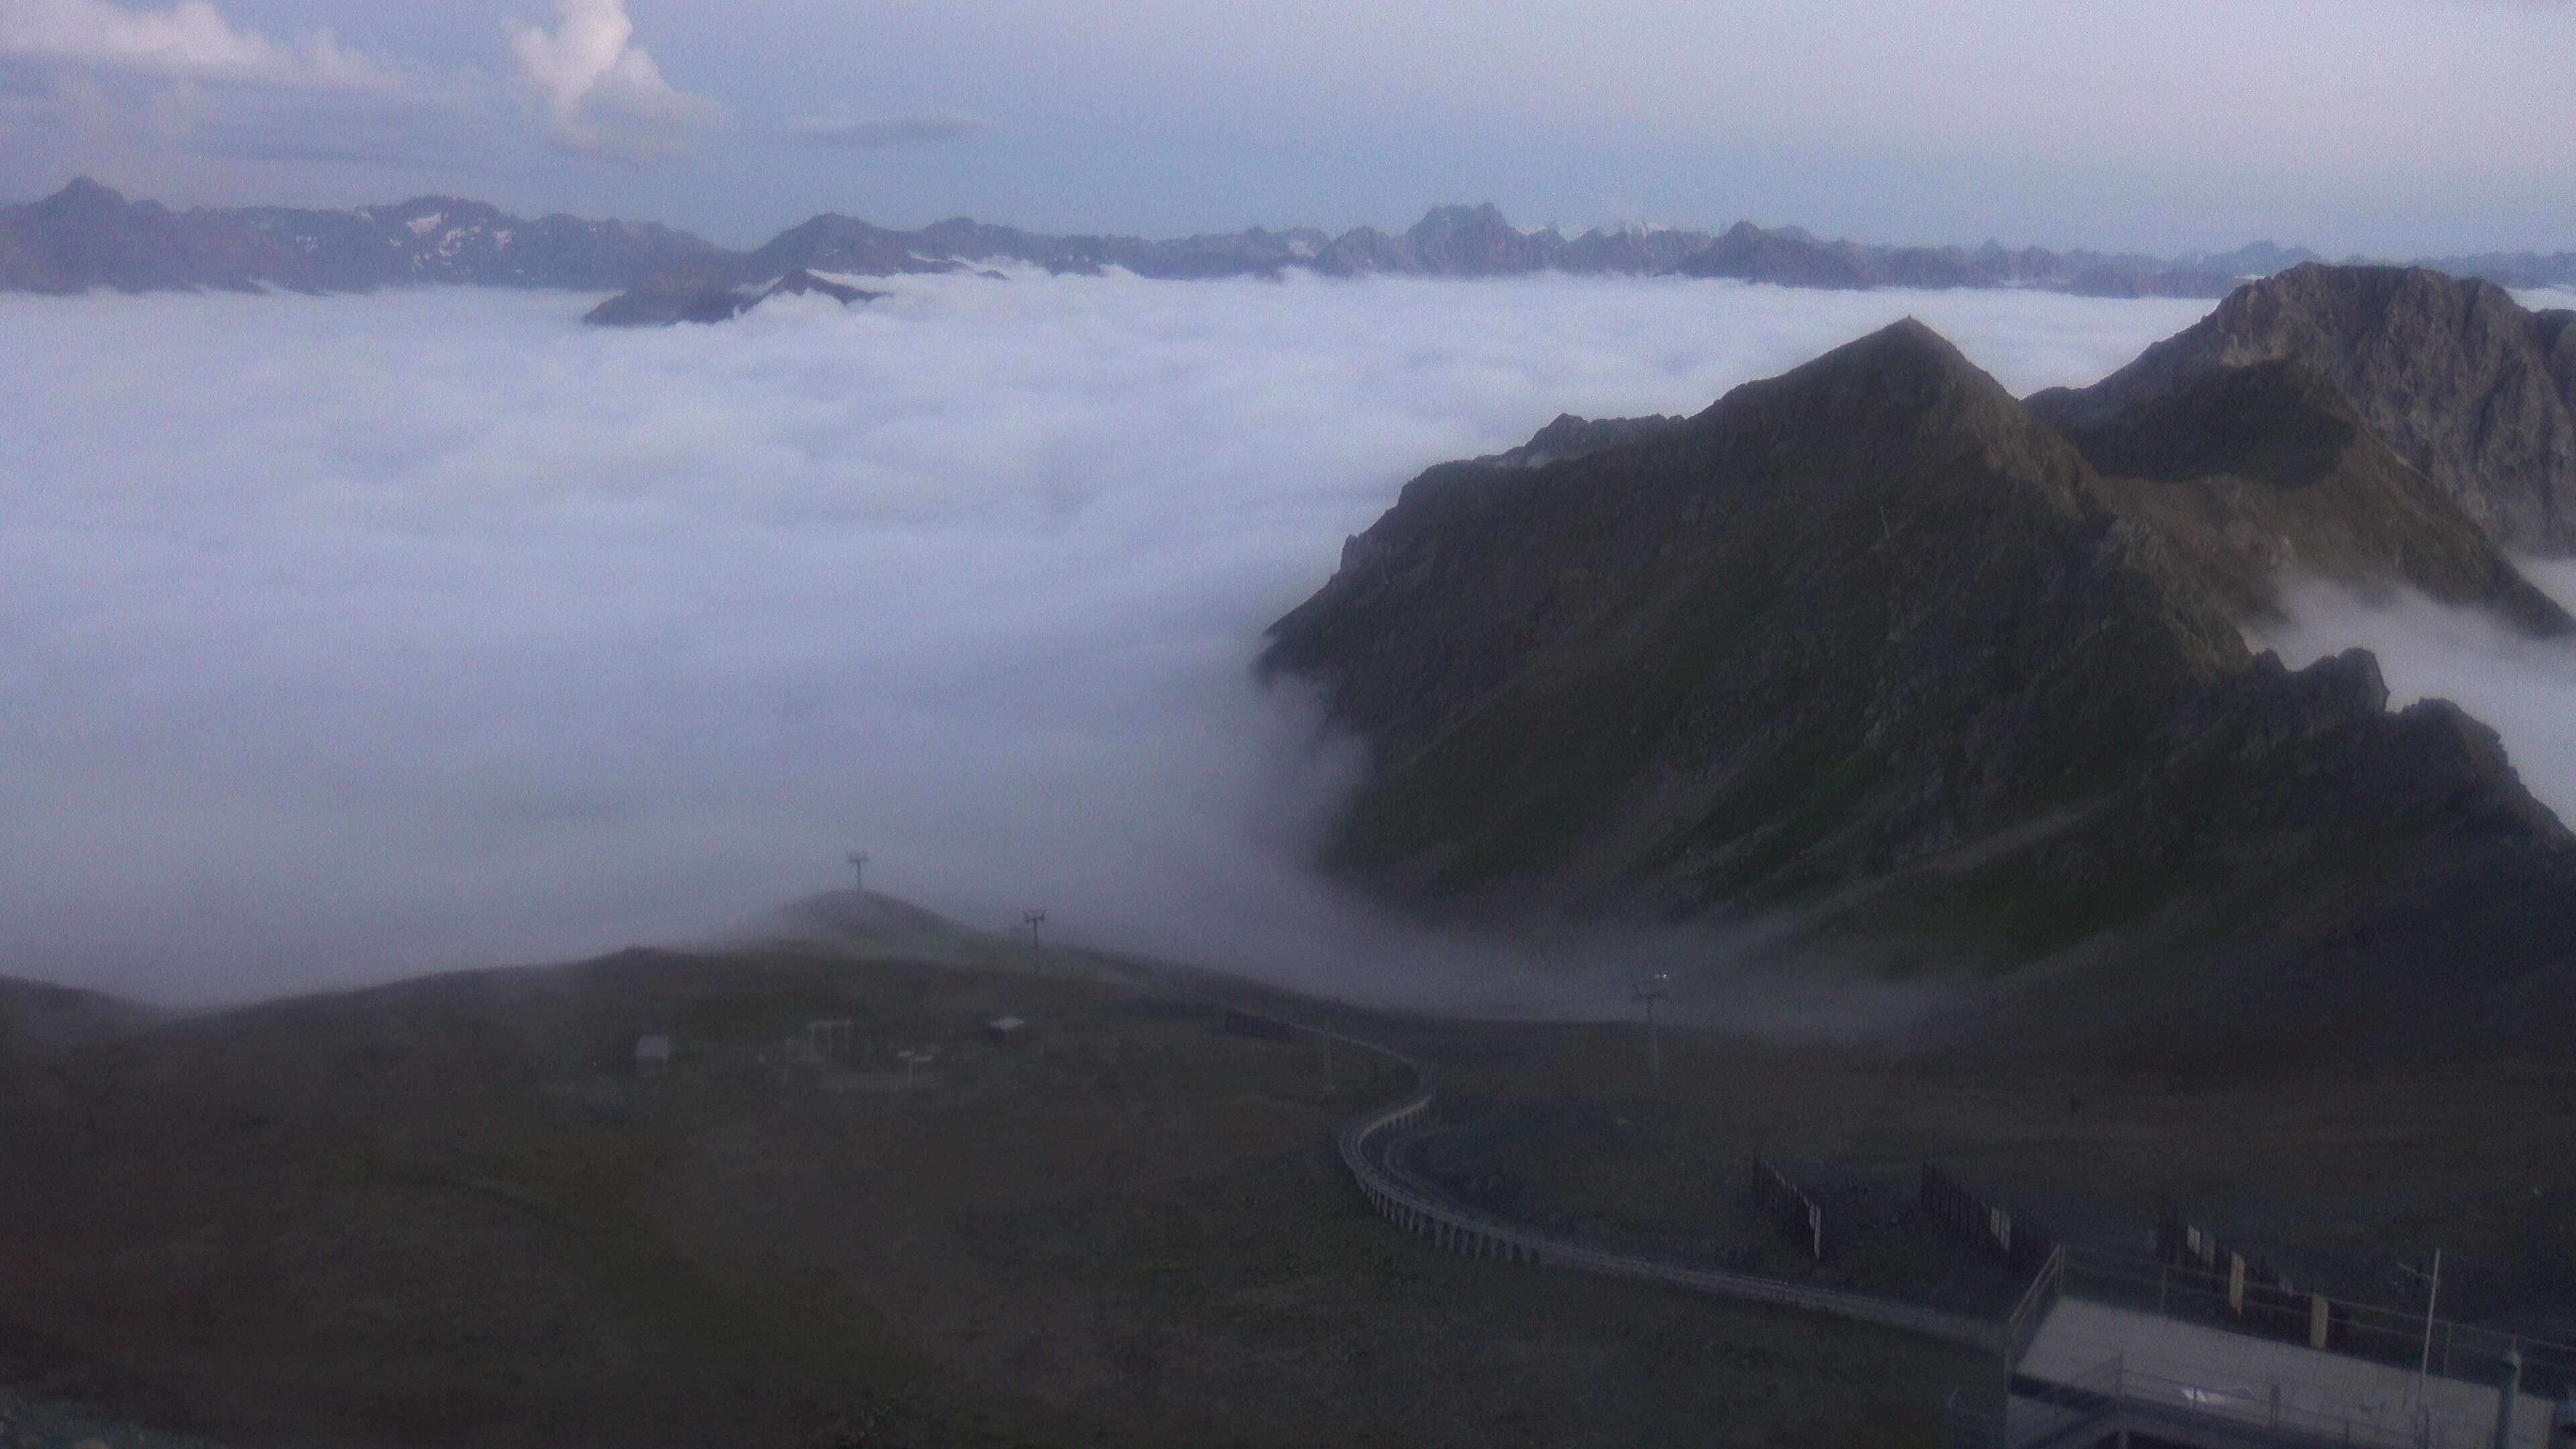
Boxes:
[2423,1248,2443,1381]
[848,851,867,892]
[1649,994,1664,1086]
[2493,1342,2522,1449]
[1634,973,1670,1089]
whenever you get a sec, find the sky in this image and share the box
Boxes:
[1,0,2573,256]
[0,274,2225,1010]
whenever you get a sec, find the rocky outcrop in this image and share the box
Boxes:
[2034,265,2576,553]
[1477,413,1684,469]
[582,268,883,327]
[1260,306,2576,1027]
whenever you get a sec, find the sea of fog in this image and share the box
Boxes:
[1,271,2565,1010]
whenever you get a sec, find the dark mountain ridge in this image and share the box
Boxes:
[580,267,883,327]
[0,178,719,296]
[0,176,313,294]
[2033,264,2576,553]
[1260,268,2576,1053]
[13,178,2571,307]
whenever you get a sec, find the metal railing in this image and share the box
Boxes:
[2008,1353,2124,1449]
[2006,1351,2540,1449]
[2003,1244,2068,1371]
[2057,1248,2576,1404]
[1208,992,2576,1449]
[1322,1027,2004,1350]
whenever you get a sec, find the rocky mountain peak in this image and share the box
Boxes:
[1261,299,2576,1046]
[1705,317,2061,482]
[1408,203,1513,239]
[36,176,127,215]
[2050,263,2576,553]
[1762,315,1994,398]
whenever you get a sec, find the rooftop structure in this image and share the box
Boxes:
[1966,1248,2576,1449]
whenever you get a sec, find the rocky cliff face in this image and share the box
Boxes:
[1261,292,2576,1042]
[2035,265,2576,554]
[2036,356,2571,630]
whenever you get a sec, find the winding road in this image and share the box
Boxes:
[1317,1026,2007,1352]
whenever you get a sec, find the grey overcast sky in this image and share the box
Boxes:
[1,0,2569,256]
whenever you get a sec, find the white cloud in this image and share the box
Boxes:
[0,0,390,90]
[0,275,2214,1010]
[2257,571,2576,826]
[503,0,722,164]
[788,110,990,148]
[0,0,484,180]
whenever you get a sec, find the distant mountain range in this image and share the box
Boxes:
[1261,264,2576,1058]
[0,178,720,295]
[5,179,2571,313]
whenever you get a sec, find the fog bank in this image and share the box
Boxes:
[0,274,2214,1008]
[2259,566,2576,828]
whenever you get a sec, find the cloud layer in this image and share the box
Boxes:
[2255,566,2576,826]
[503,0,722,162]
[0,0,388,89]
[788,111,990,148]
[1,276,2231,1010]
[0,0,490,179]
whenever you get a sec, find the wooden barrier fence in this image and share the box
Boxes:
[1754,1158,1826,1261]
[1919,1162,2058,1280]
